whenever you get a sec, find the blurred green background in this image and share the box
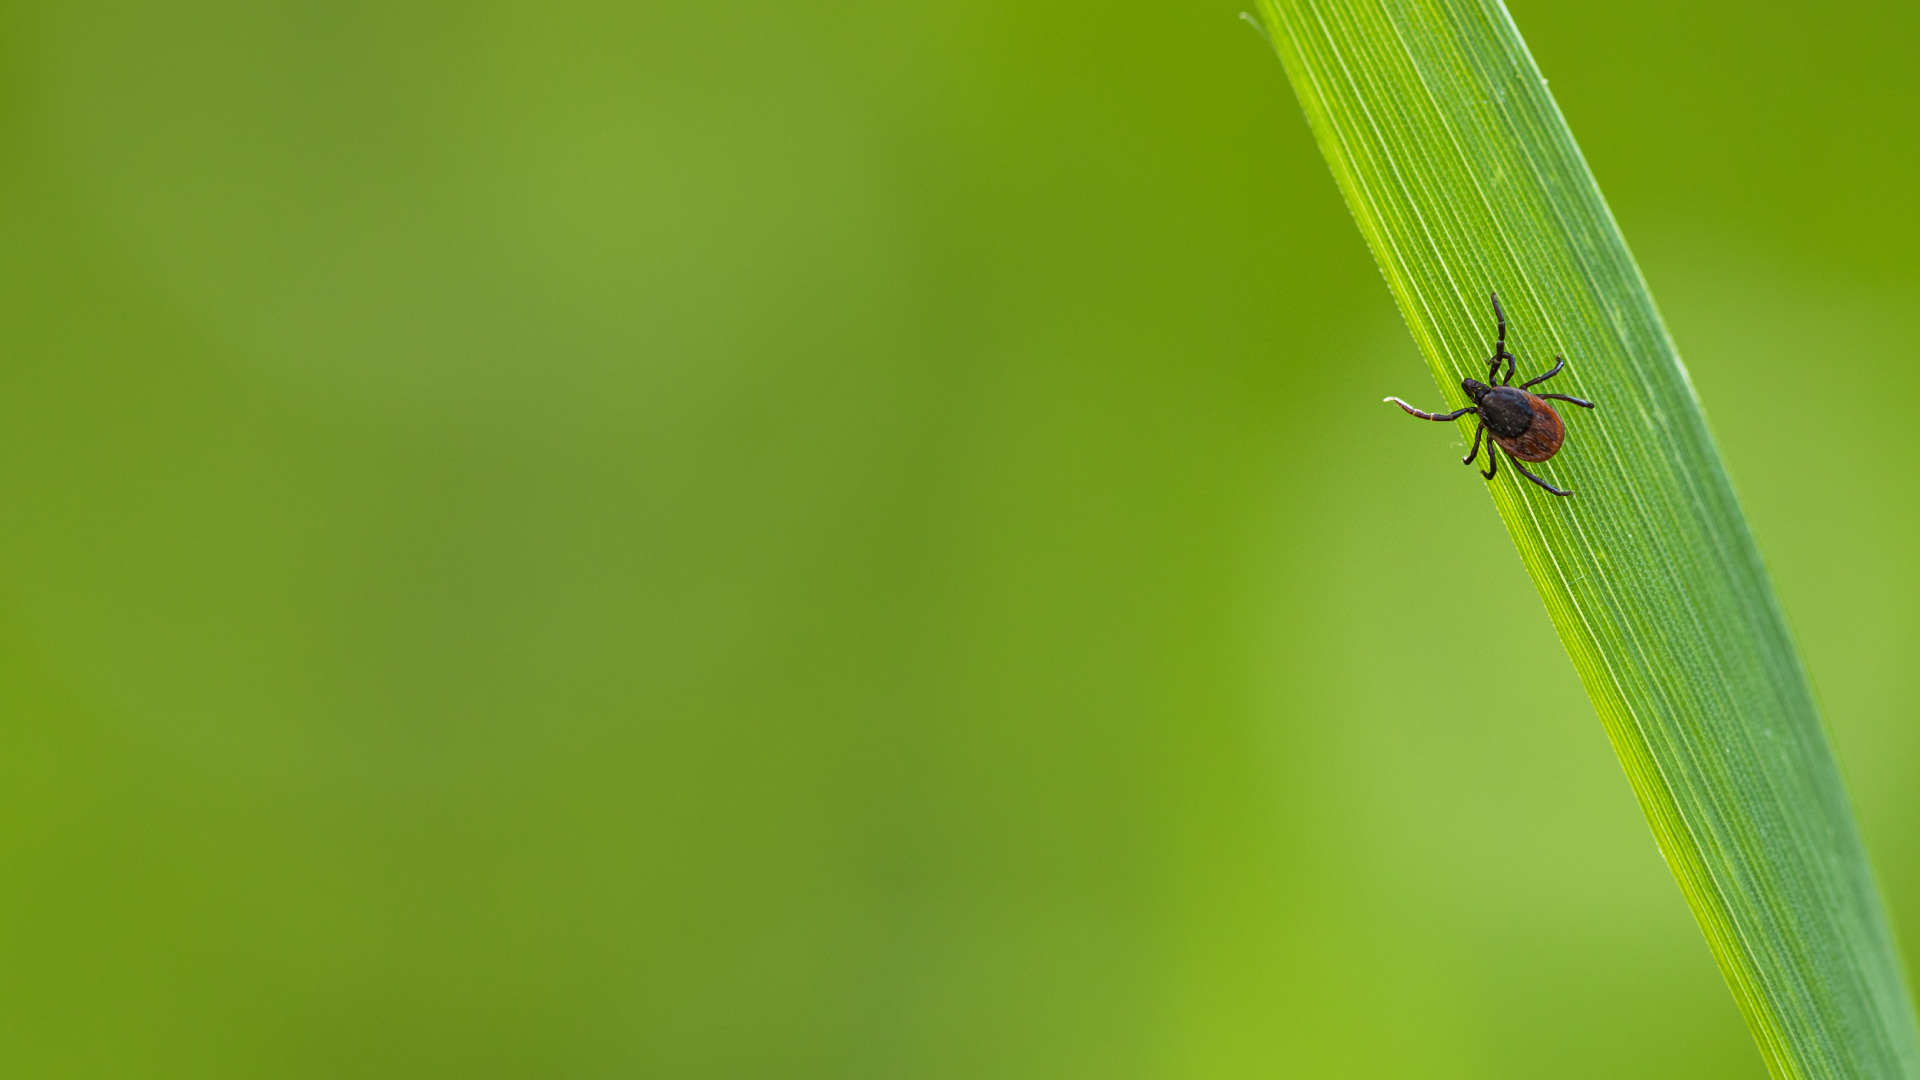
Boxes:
[0,0,1913,1075]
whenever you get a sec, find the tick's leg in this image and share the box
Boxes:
[1462,420,1486,466]
[1487,348,1515,386]
[1384,398,1475,422]
[1509,455,1573,496]
[1520,355,1566,388]
[1486,292,1514,384]
[1481,443,1498,480]
[1537,392,1595,409]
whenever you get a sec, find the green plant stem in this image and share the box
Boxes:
[1252,1,1920,1076]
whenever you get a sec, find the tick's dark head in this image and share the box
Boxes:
[1462,377,1492,402]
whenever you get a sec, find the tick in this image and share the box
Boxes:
[1384,292,1596,497]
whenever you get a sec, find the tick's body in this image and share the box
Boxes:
[1385,293,1594,496]
[1478,385,1563,461]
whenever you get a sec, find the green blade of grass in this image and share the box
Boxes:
[1251,1,1920,1075]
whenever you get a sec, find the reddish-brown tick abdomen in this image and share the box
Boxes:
[1494,394,1565,462]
